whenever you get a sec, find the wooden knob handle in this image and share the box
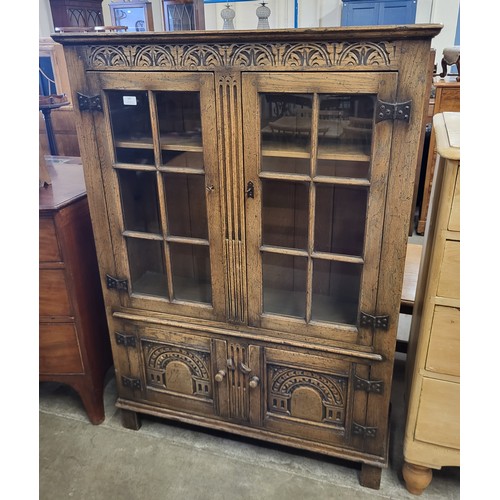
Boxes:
[215,370,226,383]
[249,376,260,389]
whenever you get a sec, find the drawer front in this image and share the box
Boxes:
[415,377,460,450]
[426,305,460,377]
[437,88,460,112]
[39,269,73,317]
[39,218,62,262]
[39,323,84,374]
[437,240,460,300]
[448,167,460,232]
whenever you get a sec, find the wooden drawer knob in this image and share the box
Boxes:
[249,376,260,389]
[215,370,226,382]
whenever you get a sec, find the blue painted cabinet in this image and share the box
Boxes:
[342,0,417,26]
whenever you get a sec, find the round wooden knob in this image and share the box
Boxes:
[215,370,226,383]
[249,376,260,389]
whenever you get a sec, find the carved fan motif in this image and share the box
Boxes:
[87,42,396,69]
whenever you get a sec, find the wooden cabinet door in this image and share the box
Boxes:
[262,347,371,452]
[243,72,398,347]
[114,321,220,418]
[88,72,225,322]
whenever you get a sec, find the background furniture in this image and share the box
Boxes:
[39,38,80,158]
[55,24,440,489]
[402,112,460,494]
[109,1,154,32]
[341,0,417,26]
[49,0,104,27]
[39,156,112,425]
[162,0,205,30]
[416,77,460,234]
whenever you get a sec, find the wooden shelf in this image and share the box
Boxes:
[114,133,203,152]
[262,140,370,162]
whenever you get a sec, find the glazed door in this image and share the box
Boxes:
[244,72,398,346]
[89,72,225,321]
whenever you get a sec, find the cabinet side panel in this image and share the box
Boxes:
[61,46,127,390]
[365,39,433,458]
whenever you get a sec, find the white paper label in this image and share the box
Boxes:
[123,96,137,106]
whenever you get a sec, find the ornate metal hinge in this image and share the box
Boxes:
[115,332,136,348]
[359,312,389,330]
[77,92,103,112]
[106,274,129,292]
[352,422,378,438]
[121,376,141,390]
[375,99,412,123]
[354,375,384,394]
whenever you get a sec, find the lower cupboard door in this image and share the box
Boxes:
[135,326,219,418]
[262,347,366,449]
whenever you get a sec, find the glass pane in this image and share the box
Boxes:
[166,4,194,30]
[170,243,211,304]
[316,159,370,179]
[156,92,202,153]
[262,180,308,250]
[115,148,155,165]
[317,95,375,158]
[262,253,307,318]
[261,156,310,175]
[315,185,367,256]
[261,93,313,157]
[113,7,146,31]
[127,238,168,298]
[118,170,161,234]
[312,260,362,325]
[108,91,153,165]
[162,151,204,170]
[163,173,208,239]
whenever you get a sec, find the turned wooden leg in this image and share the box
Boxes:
[359,464,382,490]
[121,409,142,430]
[402,461,433,495]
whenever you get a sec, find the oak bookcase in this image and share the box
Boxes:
[54,25,441,488]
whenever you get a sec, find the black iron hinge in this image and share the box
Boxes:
[354,375,384,394]
[106,274,129,292]
[359,312,389,330]
[246,181,254,199]
[77,92,103,112]
[115,332,136,348]
[121,376,141,390]
[352,422,378,438]
[375,99,412,123]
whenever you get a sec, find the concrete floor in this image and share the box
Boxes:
[39,355,460,499]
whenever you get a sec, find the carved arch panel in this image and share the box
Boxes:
[268,365,348,426]
[142,339,212,399]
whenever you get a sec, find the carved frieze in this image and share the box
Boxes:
[86,41,396,70]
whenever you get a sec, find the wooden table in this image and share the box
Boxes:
[39,156,112,424]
